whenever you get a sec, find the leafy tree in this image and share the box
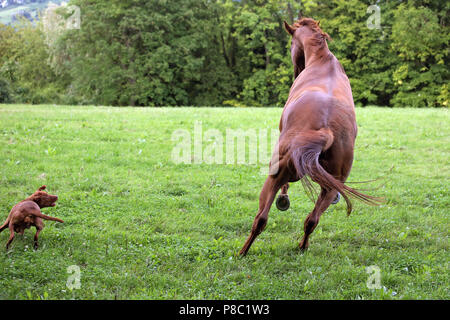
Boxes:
[217,0,302,106]
[0,78,12,103]
[0,19,62,104]
[57,0,234,106]
[0,0,448,107]
[390,3,449,107]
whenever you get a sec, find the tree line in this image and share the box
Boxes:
[0,0,448,107]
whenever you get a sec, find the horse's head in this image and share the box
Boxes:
[284,18,331,79]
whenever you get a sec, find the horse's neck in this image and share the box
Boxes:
[304,45,331,68]
[284,48,338,109]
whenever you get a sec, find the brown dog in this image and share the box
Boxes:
[0,186,63,249]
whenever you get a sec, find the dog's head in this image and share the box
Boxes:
[28,185,58,208]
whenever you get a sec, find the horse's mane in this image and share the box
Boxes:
[293,18,331,48]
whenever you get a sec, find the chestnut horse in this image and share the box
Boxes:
[239,18,379,256]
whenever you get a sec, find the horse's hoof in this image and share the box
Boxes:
[299,242,309,252]
[331,192,341,205]
[299,247,308,253]
[276,194,290,211]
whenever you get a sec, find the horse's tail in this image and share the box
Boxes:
[288,128,381,215]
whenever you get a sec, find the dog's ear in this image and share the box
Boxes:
[38,185,47,191]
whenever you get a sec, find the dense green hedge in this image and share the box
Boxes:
[0,0,448,107]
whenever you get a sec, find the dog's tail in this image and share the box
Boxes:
[30,212,64,223]
[288,128,382,215]
[0,217,9,233]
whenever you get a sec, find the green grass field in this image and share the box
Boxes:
[0,104,448,300]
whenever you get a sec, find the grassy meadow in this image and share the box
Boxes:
[0,104,448,300]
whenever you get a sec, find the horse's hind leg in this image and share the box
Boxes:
[239,175,286,256]
[276,183,290,211]
[299,188,338,251]
[298,137,355,250]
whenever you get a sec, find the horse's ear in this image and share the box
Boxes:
[38,185,46,191]
[317,20,320,26]
[284,21,296,36]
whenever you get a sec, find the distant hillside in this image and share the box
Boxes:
[0,0,65,25]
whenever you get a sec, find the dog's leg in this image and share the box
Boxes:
[30,212,63,223]
[33,219,44,249]
[6,224,15,250]
[33,227,42,249]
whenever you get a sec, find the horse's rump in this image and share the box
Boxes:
[287,129,381,215]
